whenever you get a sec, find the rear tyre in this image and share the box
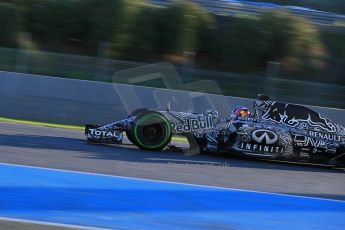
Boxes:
[130,110,172,151]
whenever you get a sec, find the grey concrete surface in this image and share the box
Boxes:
[0,122,344,200]
[0,71,344,126]
[0,220,84,230]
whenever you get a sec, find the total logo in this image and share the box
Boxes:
[251,129,278,145]
[171,117,214,133]
[88,129,122,138]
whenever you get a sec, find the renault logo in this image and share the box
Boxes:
[252,129,278,145]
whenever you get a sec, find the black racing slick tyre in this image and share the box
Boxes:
[130,110,172,151]
[126,108,148,145]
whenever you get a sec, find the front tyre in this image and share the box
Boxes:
[130,110,172,151]
[126,108,148,145]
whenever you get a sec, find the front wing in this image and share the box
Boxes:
[85,124,123,144]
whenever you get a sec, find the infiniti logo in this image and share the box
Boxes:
[251,129,278,145]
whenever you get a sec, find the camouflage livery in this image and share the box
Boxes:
[85,95,345,166]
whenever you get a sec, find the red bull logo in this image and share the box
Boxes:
[171,117,214,133]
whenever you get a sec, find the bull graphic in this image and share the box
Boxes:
[261,102,337,133]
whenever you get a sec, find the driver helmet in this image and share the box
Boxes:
[232,106,251,118]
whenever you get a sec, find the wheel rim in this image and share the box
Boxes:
[141,124,164,142]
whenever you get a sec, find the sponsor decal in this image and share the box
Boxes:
[309,131,342,142]
[294,135,327,148]
[89,129,121,138]
[251,129,278,145]
[261,102,336,133]
[301,148,310,151]
[296,143,304,147]
[171,116,213,133]
[307,137,324,148]
[239,142,284,154]
[300,152,310,158]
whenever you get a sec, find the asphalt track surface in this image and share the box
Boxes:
[0,122,344,201]
[0,219,78,230]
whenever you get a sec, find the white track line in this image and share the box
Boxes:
[0,162,344,203]
[0,217,111,230]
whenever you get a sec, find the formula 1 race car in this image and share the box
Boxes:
[85,95,345,166]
